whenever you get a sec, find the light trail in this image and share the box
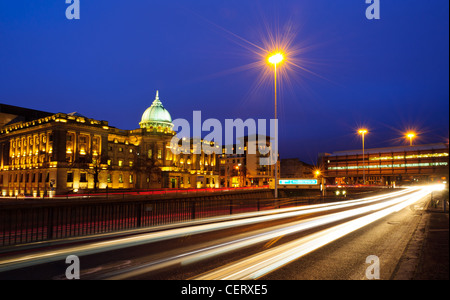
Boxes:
[105,187,423,279]
[193,186,439,280]
[0,187,429,274]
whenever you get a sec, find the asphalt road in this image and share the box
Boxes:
[0,186,438,280]
[261,196,429,280]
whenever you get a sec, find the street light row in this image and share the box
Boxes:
[358,129,418,145]
[313,130,419,182]
[357,129,417,184]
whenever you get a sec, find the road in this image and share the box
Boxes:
[0,185,442,280]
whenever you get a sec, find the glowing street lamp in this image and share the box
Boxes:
[268,53,284,65]
[358,129,368,185]
[406,132,416,146]
[267,52,284,199]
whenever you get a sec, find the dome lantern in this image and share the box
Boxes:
[139,90,173,131]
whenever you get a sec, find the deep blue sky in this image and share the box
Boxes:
[1,0,448,164]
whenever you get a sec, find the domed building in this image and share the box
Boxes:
[0,91,220,195]
[139,91,173,132]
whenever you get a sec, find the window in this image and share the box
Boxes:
[148,149,152,158]
[129,174,133,184]
[107,174,111,183]
[80,173,87,183]
[67,172,73,183]
[157,149,162,159]
[118,174,123,183]
[118,160,123,167]
[118,147,123,152]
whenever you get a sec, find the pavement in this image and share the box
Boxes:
[394,190,449,280]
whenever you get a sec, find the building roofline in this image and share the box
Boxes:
[326,143,449,156]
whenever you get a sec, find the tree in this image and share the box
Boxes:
[132,153,161,189]
[67,153,109,192]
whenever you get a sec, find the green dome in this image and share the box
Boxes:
[140,91,173,130]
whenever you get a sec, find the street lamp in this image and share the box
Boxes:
[267,52,284,199]
[406,132,416,146]
[358,129,368,185]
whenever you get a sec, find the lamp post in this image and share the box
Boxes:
[315,169,326,197]
[268,53,284,199]
[406,132,416,146]
[358,129,368,185]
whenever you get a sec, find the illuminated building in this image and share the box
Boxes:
[319,143,449,186]
[0,92,219,196]
[218,135,280,188]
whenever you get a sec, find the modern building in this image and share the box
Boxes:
[0,92,220,196]
[218,135,280,188]
[319,143,449,186]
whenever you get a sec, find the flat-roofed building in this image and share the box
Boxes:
[280,158,314,179]
[319,143,449,186]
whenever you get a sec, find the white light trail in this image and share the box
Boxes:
[194,187,434,280]
[0,187,428,274]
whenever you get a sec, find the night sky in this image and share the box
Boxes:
[1,0,448,164]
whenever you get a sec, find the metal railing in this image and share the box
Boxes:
[0,196,270,247]
[0,192,356,248]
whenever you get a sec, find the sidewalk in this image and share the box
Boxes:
[394,190,449,280]
[413,191,449,280]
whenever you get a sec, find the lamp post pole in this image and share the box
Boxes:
[268,53,283,199]
[358,129,368,185]
[362,131,365,185]
[274,63,278,199]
